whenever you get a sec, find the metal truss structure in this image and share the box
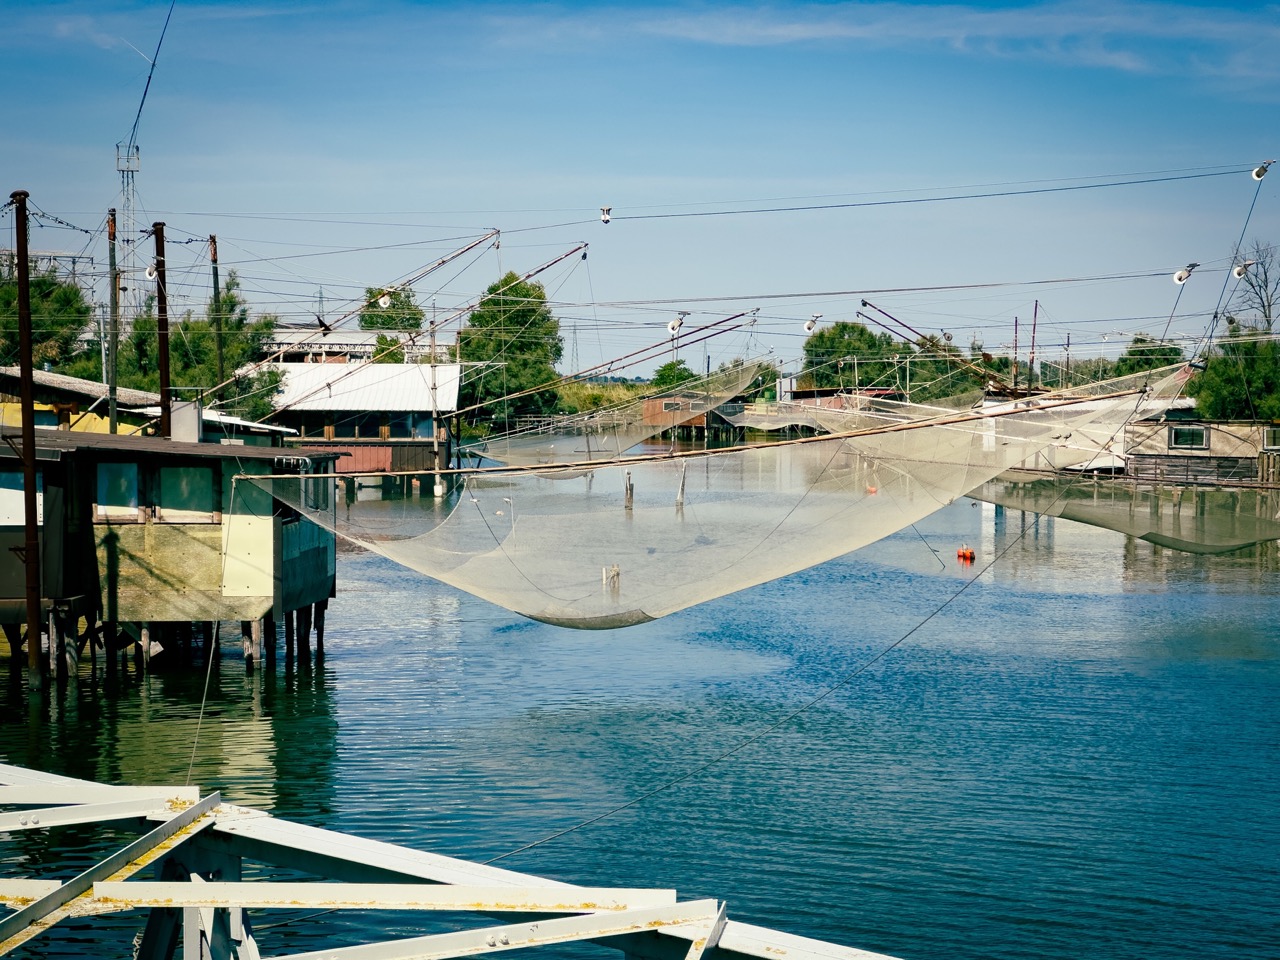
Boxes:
[0,764,899,960]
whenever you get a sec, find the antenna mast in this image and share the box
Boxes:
[114,0,177,327]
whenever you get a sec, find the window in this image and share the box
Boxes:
[387,414,412,439]
[0,470,41,525]
[1169,425,1208,450]
[157,466,217,522]
[1265,427,1280,450]
[304,473,332,511]
[97,463,141,520]
[412,413,436,440]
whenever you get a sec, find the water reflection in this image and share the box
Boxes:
[0,649,338,824]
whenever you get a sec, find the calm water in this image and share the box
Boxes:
[2,501,1278,960]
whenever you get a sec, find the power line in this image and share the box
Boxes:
[610,169,1247,223]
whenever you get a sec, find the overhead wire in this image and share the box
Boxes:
[607,169,1248,223]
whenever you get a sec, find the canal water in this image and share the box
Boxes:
[2,500,1277,960]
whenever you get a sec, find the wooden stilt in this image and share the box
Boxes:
[264,614,277,667]
[56,612,77,682]
[138,623,150,672]
[86,616,97,677]
[243,620,260,674]
[297,605,312,664]
[284,610,295,664]
[313,600,327,661]
[103,621,117,680]
[49,610,61,681]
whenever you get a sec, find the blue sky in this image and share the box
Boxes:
[4,0,1278,377]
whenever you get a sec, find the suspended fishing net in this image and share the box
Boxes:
[250,370,1186,628]
[810,363,1192,468]
[717,399,830,432]
[973,473,1280,554]
[466,363,761,466]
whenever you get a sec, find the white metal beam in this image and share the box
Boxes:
[0,792,221,954]
[0,797,186,832]
[0,881,60,906]
[92,882,679,913]
[0,785,201,805]
[212,814,557,888]
[269,899,722,960]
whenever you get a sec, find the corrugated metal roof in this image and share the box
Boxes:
[0,366,158,408]
[271,363,460,413]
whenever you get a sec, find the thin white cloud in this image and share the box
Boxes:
[51,14,125,51]
[481,1,1280,84]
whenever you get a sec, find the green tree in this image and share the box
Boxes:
[373,333,404,364]
[0,264,94,369]
[1112,334,1184,377]
[457,272,563,426]
[359,287,424,332]
[802,322,896,390]
[100,274,280,421]
[651,359,697,390]
[1188,332,1280,420]
[1187,240,1280,419]
[801,321,984,400]
[1066,357,1116,387]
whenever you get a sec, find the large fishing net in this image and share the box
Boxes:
[465,363,761,466]
[249,367,1189,628]
[973,473,1280,554]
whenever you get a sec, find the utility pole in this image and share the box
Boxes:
[1029,300,1039,390]
[108,208,119,433]
[10,191,44,688]
[1012,315,1019,395]
[210,234,224,402]
[153,222,171,438]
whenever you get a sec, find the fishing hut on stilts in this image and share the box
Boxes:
[0,426,341,684]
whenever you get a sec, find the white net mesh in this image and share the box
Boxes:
[251,370,1185,628]
[974,474,1280,554]
[466,363,761,466]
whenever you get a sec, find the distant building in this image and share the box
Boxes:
[267,361,460,476]
[262,326,443,364]
[1124,417,1280,484]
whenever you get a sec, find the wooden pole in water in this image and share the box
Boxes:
[284,609,295,664]
[264,612,276,667]
[313,600,326,661]
[297,605,312,663]
[10,191,44,689]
